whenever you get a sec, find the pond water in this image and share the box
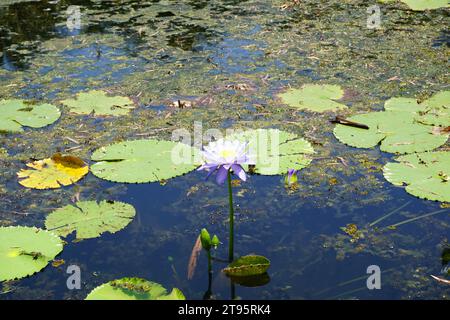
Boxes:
[0,0,449,300]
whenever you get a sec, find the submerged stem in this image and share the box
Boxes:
[230,280,236,300]
[203,251,213,300]
[369,200,412,227]
[227,170,235,263]
[207,250,212,275]
[386,208,449,229]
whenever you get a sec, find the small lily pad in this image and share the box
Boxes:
[61,90,135,116]
[17,153,89,189]
[383,151,450,202]
[0,99,60,133]
[228,129,314,175]
[223,255,270,277]
[277,84,347,112]
[91,139,199,183]
[85,277,185,300]
[45,200,136,240]
[0,226,63,281]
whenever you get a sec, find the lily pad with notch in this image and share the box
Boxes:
[45,200,136,240]
[277,84,347,112]
[383,151,450,202]
[228,129,314,175]
[61,90,135,116]
[0,226,63,281]
[90,139,200,183]
[0,99,60,133]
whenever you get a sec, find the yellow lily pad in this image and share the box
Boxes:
[17,153,89,189]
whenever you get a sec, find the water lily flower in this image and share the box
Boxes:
[197,139,253,185]
[285,168,298,185]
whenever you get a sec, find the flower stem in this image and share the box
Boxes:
[204,251,213,300]
[230,280,236,300]
[207,249,212,275]
[227,170,234,263]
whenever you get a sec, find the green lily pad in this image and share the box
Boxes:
[61,90,135,116]
[383,97,425,113]
[91,139,199,183]
[277,84,347,112]
[415,91,450,127]
[380,0,449,11]
[383,151,450,202]
[228,129,314,175]
[0,99,61,133]
[333,94,449,154]
[85,277,185,300]
[223,255,270,277]
[45,200,136,240]
[0,226,63,281]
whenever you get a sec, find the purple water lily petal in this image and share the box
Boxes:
[287,169,295,177]
[205,167,218,180]
[231,164,247,182]
[287,169,298,185]
[216,166,229,185]
[202,148,222,164]
[198,139,250,185]
[197,163,218,171]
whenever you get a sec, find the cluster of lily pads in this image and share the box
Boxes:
[332,91,450,202]
[0,91,192,299]
[278,86,450,203]
[0,89,317,299]
[0,81,448,299]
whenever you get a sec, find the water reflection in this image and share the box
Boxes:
[0,0,92,70]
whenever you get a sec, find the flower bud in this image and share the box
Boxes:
[200,228,211,250]
[211,235,220,248]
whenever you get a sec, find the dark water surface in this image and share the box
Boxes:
[0,0,449,300]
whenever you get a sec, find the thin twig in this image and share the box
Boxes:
[330,116,369,129]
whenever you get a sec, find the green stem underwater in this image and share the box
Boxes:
[227,170,234,263]
[207,249,212,275]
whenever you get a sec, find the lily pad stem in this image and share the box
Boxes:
[227,170,234,263]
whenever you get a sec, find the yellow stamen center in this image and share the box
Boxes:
[219,149,237,159]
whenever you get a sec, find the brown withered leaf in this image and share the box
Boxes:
[432,126,450,136]
[187,235,202,280]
